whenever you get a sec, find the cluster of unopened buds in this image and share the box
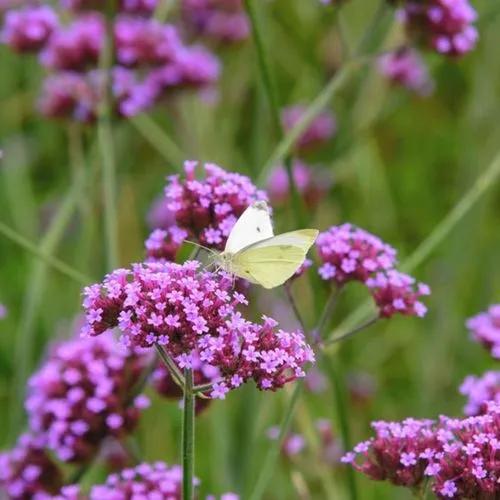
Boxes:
[0,1,220,121]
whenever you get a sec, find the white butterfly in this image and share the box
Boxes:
[216,201,318,289]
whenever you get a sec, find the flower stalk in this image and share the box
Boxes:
[182,368,195,500]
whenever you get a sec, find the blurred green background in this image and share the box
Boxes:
[1,1,500,498]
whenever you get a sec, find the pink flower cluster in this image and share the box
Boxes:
[377,47,434,96]
[0,4,220,121]
[281,105,336,154]
[81,260,314,399]
[145,226,188,263]
[0,434,63,499]
[399,0,478,57]
[25,334,150,463]
[181,0,249,43]
[267,161,332,210]
[85,462,188,499]
[343,401,500,498]
[460,371,500,416]
[164,161,267,251]
[466,304,500,358]
[316,224,430,318]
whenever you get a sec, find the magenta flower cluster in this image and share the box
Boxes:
[460,371,500,417]
[145,226,188,263]
[0,3,220,121]
[25,334,150,463]
[377,47,434,96]
[81,260,315,399]
[0,434,63,499]
[181,0,249,43]
[466,304,500,359]
[399,0,478,57]
[163,161,267,251]
[316,223,430,318]
[343,401,500,498]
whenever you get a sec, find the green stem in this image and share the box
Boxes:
[325,361,358,500]
[315,286,341,340]
[257,57,367,185]
[130,114,184,169]
[325,316,379,346]
[244,0,305,226]
[155,344,185,390]
[98,0,119,270]
[182,368,195,500]
[249,381,303,500]
[0,220,90,285]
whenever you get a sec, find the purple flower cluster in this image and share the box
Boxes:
[398,0,478,57]
[267,426,306,458]
[1,6,58,52]
[0,434,63,499]
[25,334,150,463]
[164,161,267,250]
[267,161,331,209]
[460,371,500,416]
[316,224,397,285]
[87,462,188,499]
[466,304,500,358]
[281,105,336,154]
[1,3,220,121]
[377,47,434,96]
[81,260,314,399]
[145,226,188,263]
[316,224,430,318]
[343,401,500,498]
[181,0,249,43]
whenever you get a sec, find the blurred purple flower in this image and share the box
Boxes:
[378,47,434,96]
[0,303,7,319]
[1,6,58,52]
[267,161,332,209]
[398,0,478,57]
[81,261,315,398]
[181,0,249,43]
[0,434,63,499]
[267,426,306,457]
[25,333,150,463]
[147,194,176,230]
[460,371,500,416]
[466,304,500,359]
[281,105,336,154]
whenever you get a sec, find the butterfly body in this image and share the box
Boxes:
[216,201,318,289]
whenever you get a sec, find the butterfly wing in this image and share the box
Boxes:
[232,229,318,289]
[224,201,274,254]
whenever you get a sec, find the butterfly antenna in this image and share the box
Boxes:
[184,240,217,255]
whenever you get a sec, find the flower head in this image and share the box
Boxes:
[316,224,397,285]
[466,304,500,359]
[145,226,188,263]
[81,261,314,397]
[399,0,478,57]
[366,270,430,318]
[460,371,500,416]
[181,0,249,43]
[378,47,434,96]
[267,161,331,209]
[1,6,58,52]
[0,434,63,499]
[165,161,267,250]
[281,105,336,154]
[25,333,149,463]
